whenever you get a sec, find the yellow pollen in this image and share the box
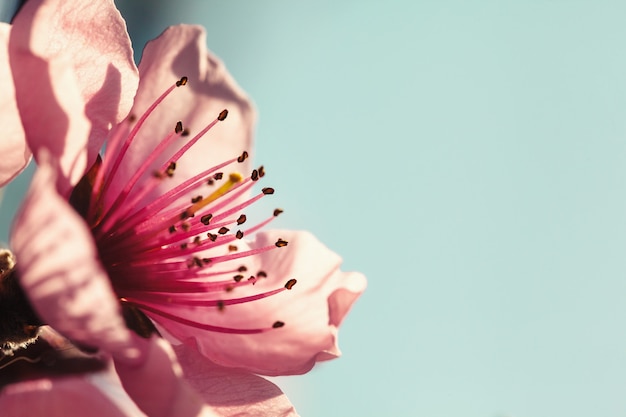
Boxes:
[184,172,243,217]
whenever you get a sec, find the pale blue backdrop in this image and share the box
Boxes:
[3,0,626,416]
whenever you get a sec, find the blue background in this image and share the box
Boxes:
[3,0,626,416]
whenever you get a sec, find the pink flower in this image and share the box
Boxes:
[1,0,366,415]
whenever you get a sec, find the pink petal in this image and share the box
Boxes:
[10,157,141,363]
[114,336,220,417]
[10,0,138,165]
[148,230,367,376]
[0,24,30,186]
[105,24,256,209]
[174,344,299,417]
[0,330,146,417]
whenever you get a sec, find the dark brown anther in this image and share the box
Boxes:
[218,109,228,121]
[176,76,188,87]
[180,210,191,220]
[272,321,285,329]
[237,151,249,163]
[225,285,234,292]
[218,227,229,235]
[191,195,203,204]
[166,161,177,177]
[236,230,244,239]
[262,187,275,195]
[251,169,259,181]
[284,279,297,290]
[214,172,224,180]
[169,225,177,233]
[257,271,267,278]
[181,222,191,232]
[182,129,190,137]
[193,257,203,268]
[258,166,265,178]
[275,239,288,248]
[217,300,225,311]
[228,245,238,252]
[202,258,212,264]
[193,236,202,246]
[175,121,183,134]
[236,214,247,225]
[207,179,214,186]
[180,243,188,250]
[207,233,217,242]
[128,114,137,122]
[248,276,256,284]
[201,214,213,225]
[153,170,165,179]
[233,274,244,282]
[273,208,283,217]
[238,265,247,272]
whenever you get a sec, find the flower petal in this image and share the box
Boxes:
[0,330,146,417]
[10,0,138,162]
[105,24,256,209]
[115,336,220,417]
[0,24,30,187]
[174,344,299,417]
[10,157,141,362]
[146,230,367,376]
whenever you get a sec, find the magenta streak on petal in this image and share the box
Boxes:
[126,301,275,334]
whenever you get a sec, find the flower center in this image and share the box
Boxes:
[70,77,296,336]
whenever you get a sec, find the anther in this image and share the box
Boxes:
[202,258,212,264]
[182,129,190,137]
[275,239,288,248]
[176,76,188,87]
[193,236,202,246]
[272,321,285,328]
[191,195,203,204]
[228,245,238,252]
[233,275,244,282]
[217,300,225,311]
[257,271,267,278]
[175,121,183,134]
[237,151,249,163]
[238,265,247,272]
[273,208,283,217]
[207,233,217,242]
[218,109,228,121]
[166,161,176,177]
[251,169,259,181]
[285,279,297,290]
[236,230,244,239]
[258,166,265,178]
[201,214,213,225]
[214,173,223,180]
[218,227,229,235]
[262,187,275,195]
[236,215,247,225]
[127,114,137,122]
[180,243,188,250]
[181,222,191,232]
[168,225,176,233]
